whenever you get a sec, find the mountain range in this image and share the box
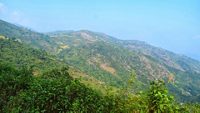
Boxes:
[0,19,200,102]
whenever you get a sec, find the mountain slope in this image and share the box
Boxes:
[0,37,66,75]
[47,30,200,102]
[0,36,110,94]
[0,19,57,53]
[1,19,200,102]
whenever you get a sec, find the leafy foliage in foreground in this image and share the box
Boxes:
[1,65,109,112]
[1,63,200,112]
[0,63,33,111]
[148,80,180,112]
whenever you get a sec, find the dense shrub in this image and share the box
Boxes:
[0,63,33,112]
[0,63,200,112]
[1,66,114,112]
[147,80,181,113]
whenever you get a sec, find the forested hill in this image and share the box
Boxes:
[1,37,200,112]
[1,19,200,103]
[47,30,200,102]
[0,38,65,74]
[0,19,57,53]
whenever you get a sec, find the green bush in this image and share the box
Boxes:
[2,67,115,113]
[147,80,180,113]
[1,63,200,112]
[0,63,33,112]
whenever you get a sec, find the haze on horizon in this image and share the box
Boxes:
[0,0,200,61]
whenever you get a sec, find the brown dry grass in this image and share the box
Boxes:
[100,63,116,75]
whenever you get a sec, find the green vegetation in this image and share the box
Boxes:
[0,19,57,53]
[1,65,109,112]
[147,80,179,112]
[47,30,200,103]
[0,39,65,75]
[1,63,199,112]
[0,19,200,112]
[1,19,200,102]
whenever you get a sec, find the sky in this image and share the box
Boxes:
[0,0,200,61]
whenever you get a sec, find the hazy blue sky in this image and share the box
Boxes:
[0,0,200,60]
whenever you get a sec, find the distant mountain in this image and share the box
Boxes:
[47,30,200,102]
[0,19,57,53]
[1,19,200,102]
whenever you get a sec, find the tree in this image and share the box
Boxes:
[147,80,177,113]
